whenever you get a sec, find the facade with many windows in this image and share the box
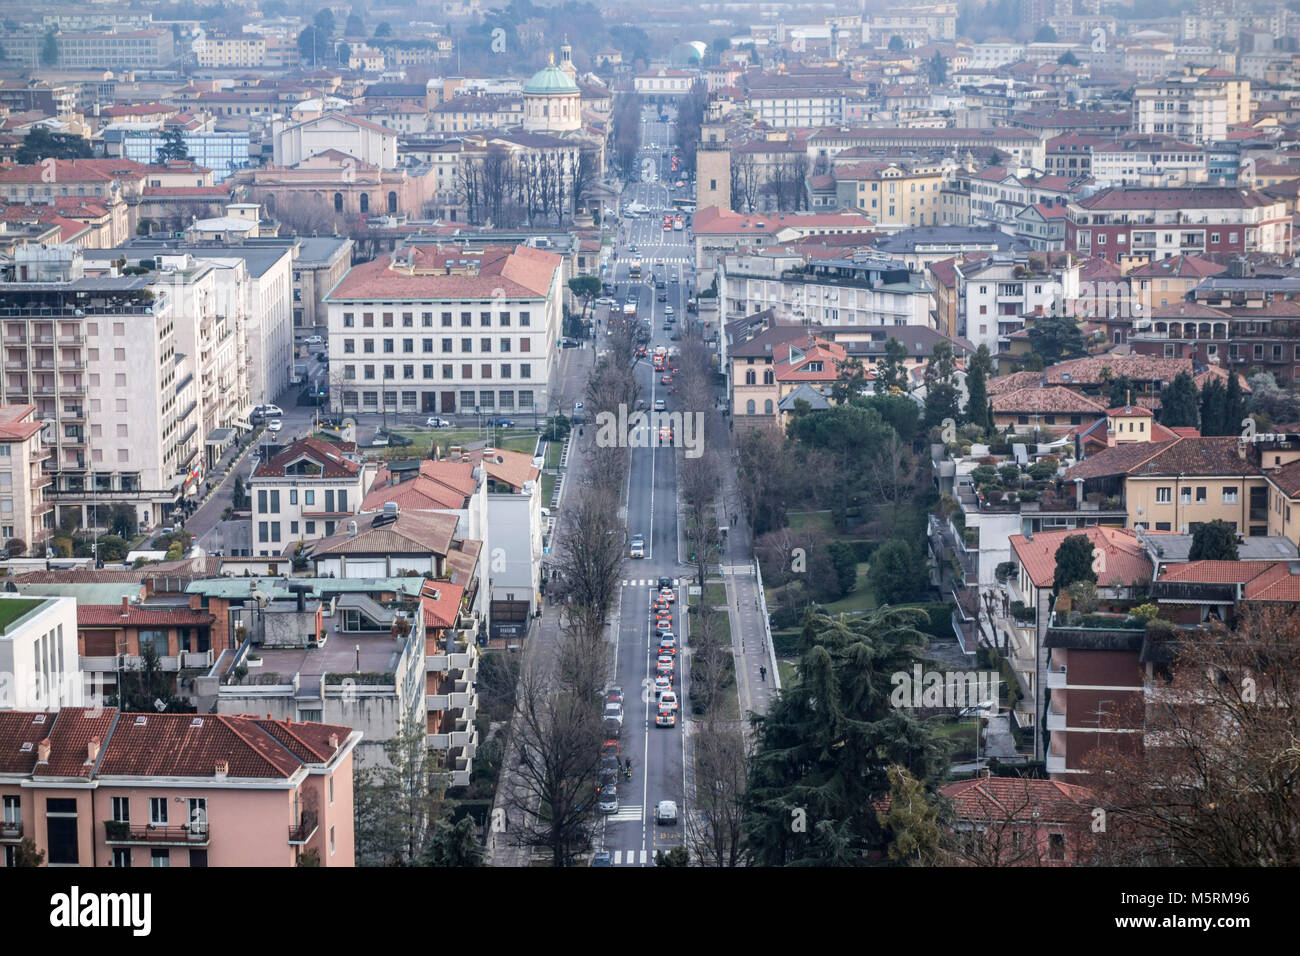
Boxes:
[249,438,375,555]
[325,244,562,418]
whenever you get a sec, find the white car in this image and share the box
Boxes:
[664,306,674,317]
[370,434,389,447]
[603,702,624,727]
[656,709,676,728]
[425,417,451,428]
[653,675,671,698]
[655,800,678,825]
[659,690,678,712]
[598,785,619,814]
[305,335,324,345]
[266,419,283,433]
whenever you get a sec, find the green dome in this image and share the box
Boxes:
[524,64,580,95]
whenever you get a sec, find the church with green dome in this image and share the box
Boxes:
[523,45,582,133]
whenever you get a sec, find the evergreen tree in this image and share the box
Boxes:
[420,814,486,867]
[1224,372,1247,438]
[1199,378,1228,436]
[1053,533,1097,594]
[869,539,926,605]
[742,606,945,865]
[964,345,993,432]
[873,338,909,394]
[40,29,58,66]
[923,341,960,429]
[154,127,190,165]
[876,765,942,865]
[1106,374,1136,409]
[355,714,444,865]
[1189,520,1239,561]
[1026,313,1087,366]
[1159,371,1200,428]
[313,8,336,34]
[346,13,365,35]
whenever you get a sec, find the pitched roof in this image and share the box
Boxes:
[420,578,466,629]
[311,510,460,557]
[940,776,1095,824]
[992,386,1106,415]
[78,604,215,628]
[1127,254,1226,279]
[1066,436,1257,481]
[1044,354,1193,386]
[1010,526,1152,589]
[1158,560,1300,602]
[251,436,362,479]
[326,244,560,300]
[986,370,1046,396]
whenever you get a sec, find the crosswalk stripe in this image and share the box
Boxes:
[613,850,623,865]
[640,849,648,865]
[621,579,684,587]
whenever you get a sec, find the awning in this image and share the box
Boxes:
[206,427,236,446]
[232,418,253,431]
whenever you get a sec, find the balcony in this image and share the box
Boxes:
[1045,749,1067,775]
[1046,666,1068,689]
[288,811,318,845]
[1046,705,1066,732]
[0,820,22,842]
[103,821,210,846]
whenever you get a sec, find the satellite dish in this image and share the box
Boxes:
[153,698,168,712]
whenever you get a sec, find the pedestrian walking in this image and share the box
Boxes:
[760,666,767,682]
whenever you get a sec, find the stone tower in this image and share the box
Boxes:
[695,122,731,212]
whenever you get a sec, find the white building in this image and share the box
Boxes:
[325,244,563,418]
[271,113,399,169]
[249,437,376,555]
[0,595,82,710]
[956,253,1080,355]
[1132,72,1251,146]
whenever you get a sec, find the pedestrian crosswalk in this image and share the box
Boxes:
[609,849,649,865]
[606,804,643,824]
[621,578,683,587]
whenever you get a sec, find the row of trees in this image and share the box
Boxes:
[729,153,812,213]
[456,145,594,227]
[611,93,643,179]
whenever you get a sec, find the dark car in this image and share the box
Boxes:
[379,430,413,447]
[590,851,613,867]
[658,577,673,590]
[657,292,668,302]
[486,418,515,427]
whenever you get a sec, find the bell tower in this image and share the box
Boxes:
[695,122,731,212]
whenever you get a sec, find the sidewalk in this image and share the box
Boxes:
[487,340,595,867]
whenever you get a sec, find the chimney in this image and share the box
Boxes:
[214,760,228,778]
[87,736,101,763]
[121,596,130,617]
[37,738,51,763]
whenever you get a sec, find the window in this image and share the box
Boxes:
[46,797,79,865]
[520,364,531,378]
[383,339,394,353]
[138,630,167,657]
[188,798,207,831]
[1195,486,1207,504]
[1156,487,1172,504]
[329,776,334,806]
[460,311,472,327]
[1222,487,1238,504]
[112,848,132,867]
[441,312,452,327]
[422,338,433,353]
[363,340,375,353]
[461,337,472,352]
[1047,833,1066,862]
[330,825,336,856]
[480,338,492,353]
[2,794,19,825]
[1180,487,1192,504]
[150,797,168,826]
[403,339,414,353]
[150,849,170,867]
[481,311,492,327]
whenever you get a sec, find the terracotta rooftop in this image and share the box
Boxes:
[420,578,466,630]
[940,776,1096,823]
[1010,526,1152,590]
[252,436,362,480]
[311,510,460,557]
[992,386,1106,415]
[1065,436,1258,482]
[78,604,215,628]
[1158,560,1300,602]
[326,244,560,300]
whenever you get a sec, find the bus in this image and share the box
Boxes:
[671,199,695,214]
[629,258,643,279]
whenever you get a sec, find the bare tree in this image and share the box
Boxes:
[936,776,1095,866]
[685,722,748,866]
[548,485,625,623]
[1084,606,1300,867]
[503,658,603,866]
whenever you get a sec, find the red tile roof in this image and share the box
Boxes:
[993,386,1107,415]
[1158,560,1300,602]
[327,244,560,300]
[0,711,54,775]
[421,579,466,630]
[32,707,117,779]
[940,776,1095,823]
[251,436,362,479]
[78,605,215,628]
[1010,526,1151,589]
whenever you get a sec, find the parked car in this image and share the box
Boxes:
[591,850,613,866]
[486,418,515,427]
[425,417,451,428]
[305,335,324,346]
[370,434,390,447]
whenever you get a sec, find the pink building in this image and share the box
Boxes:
[0,708,359,868]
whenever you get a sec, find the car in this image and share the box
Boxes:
[653,398,666,412]
[663,321,672,331]
[655,800,678,825]
[655,618,674,632]
[591,850,613,867]
[266,419,283,433]
[656,709,676,727]
[601,738,621,757]
[664,306,674,317]
[657,654,675,670]
[659,636,677,655]
[654,675,671,698]
[598,785,619,814]
[254,403,285,419]
[560,337,580,348]
[659,690,679,712]
[658,427,673,443]
[658,588,676,603]
[369,433,389,446]
[653,608,672,623]
[603,702,623,727]
[656,661,673,680]
[605,686,624,706]
[486,418,515,427]
[629,534,645,559]
[657,292,668,302]
[658,577,673,589]
[661,374,673,384]
[425,417,451,428]
[304,335,324,346]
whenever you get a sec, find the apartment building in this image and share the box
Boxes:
[1132,71,1251,146]
[1,29,176,69]
[868,3,958,43]
[76,599,217,703]
[1066,186,1291,264]
[198,33,267,68]
[956,253,1080,354]
[293,237,354,337]
[1090,137,1207,188]
[324,243,563,418]
[249,437,376,554]
[633,70,697,103]
[0,708,358,867]
[962,167,1083,234]
[831,159,952,229]
[0,246,204,530]
[694,207,876,287]
[429,96,524,134]
[720,249,932,329]
[0,405,53,554]
[745,75,858,129]
[807,128,1045,173]
[0,595,80,710]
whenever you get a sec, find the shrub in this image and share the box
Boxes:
[1017,489,1039,502]
[970,465,997,486]
[998,463,1021,486]
[4,538,25,558]
[995,561,1018,582]
[1028,456,1060,481]
[1130,603,1160,622]
[1064,579,1098,614]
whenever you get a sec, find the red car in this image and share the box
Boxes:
[661,375,672,385]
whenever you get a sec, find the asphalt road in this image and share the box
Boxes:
[594,123,698,864]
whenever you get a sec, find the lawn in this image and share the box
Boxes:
[819,563,877,615]
[0,597,44,634]
[703,582,727,607]
[786,510,834,534]
[541,472,556,505]
[930,718,979,761]
[777,659,797,687]
[388,427,539,456]
[544,441,563,469]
